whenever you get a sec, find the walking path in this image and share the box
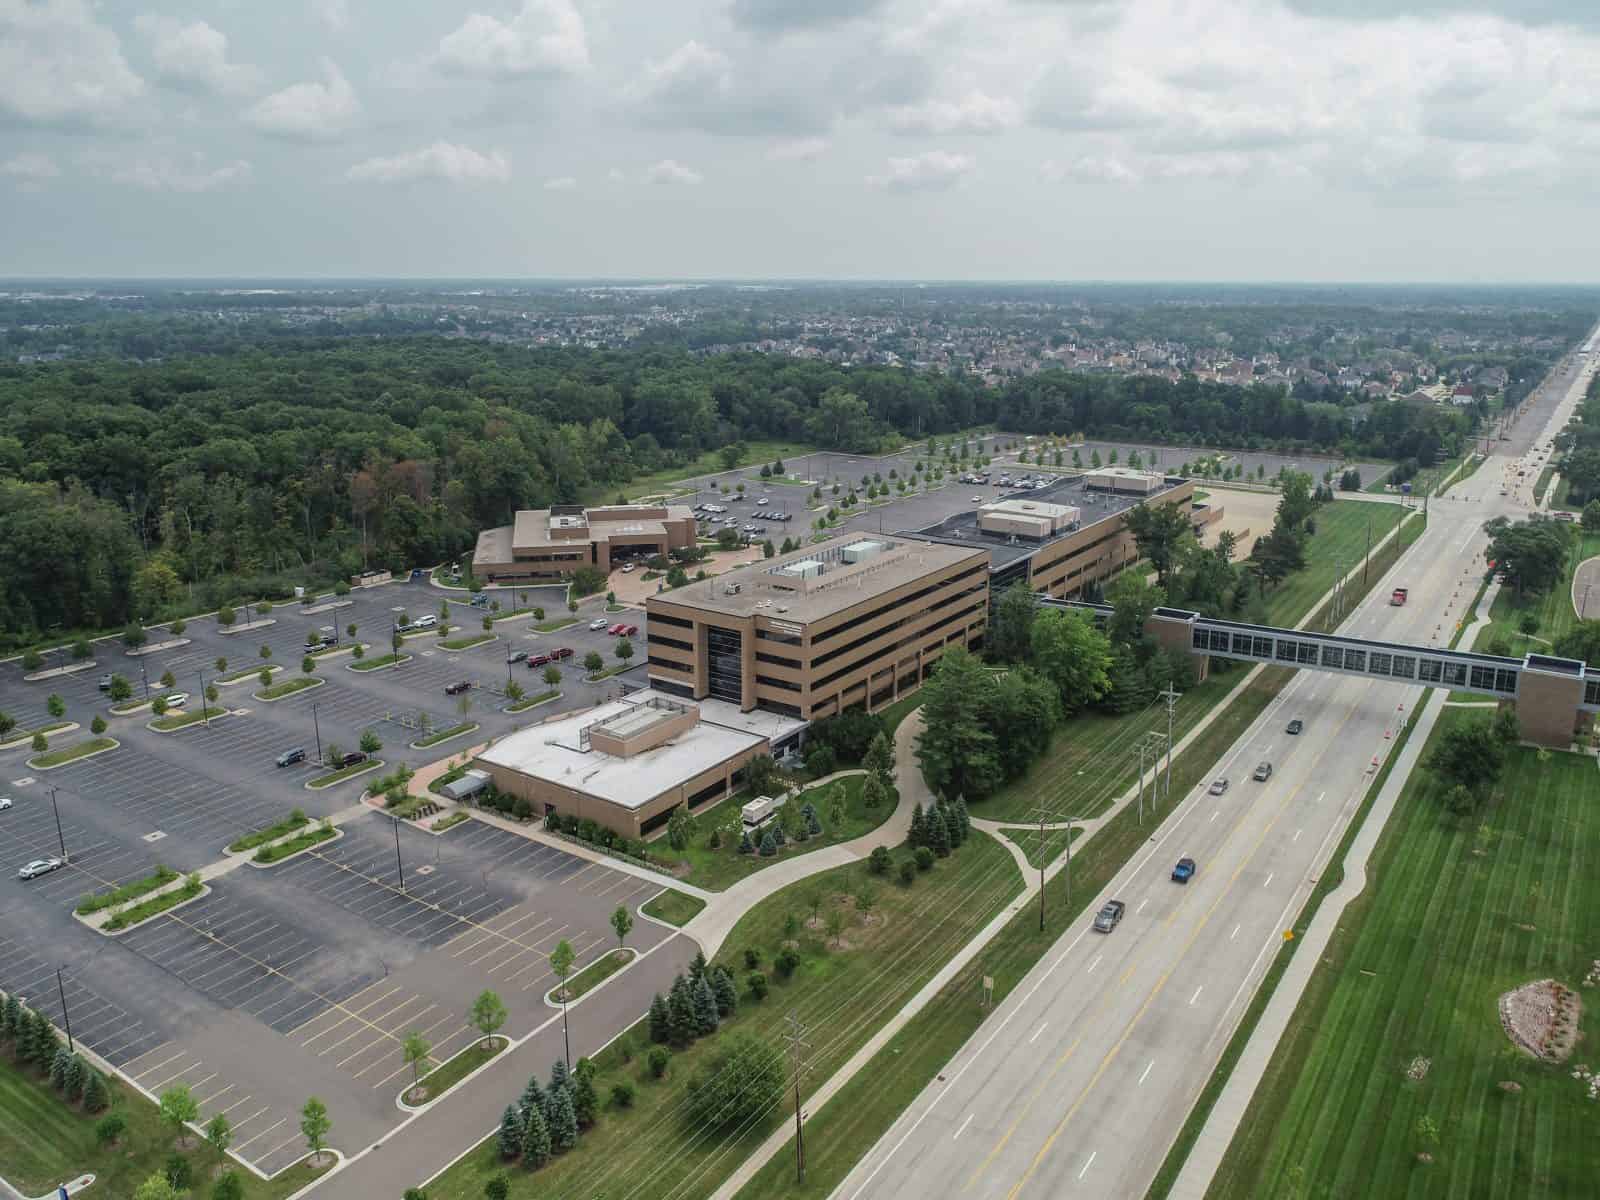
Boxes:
[1167,564,1500,1198]
[1572,554,1600,621]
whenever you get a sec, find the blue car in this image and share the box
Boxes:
[1171,857,1196,884]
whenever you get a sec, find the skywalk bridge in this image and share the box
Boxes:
[1039,598,1600,746]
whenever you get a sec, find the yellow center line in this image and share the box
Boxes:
[999,701,1363,1200]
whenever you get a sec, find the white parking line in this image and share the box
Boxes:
[1210,810,1219,822]
[1028,1022,1048,1045]
[1189,985,1204,1006]
[1230,924,1240,941]
[1263,872,1275,888]
[1292,828,1302,843]
[1139,1060,1154,1085]
[233,1116,287,1152]
[1078,1151,1097,1180]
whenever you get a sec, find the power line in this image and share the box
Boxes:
[783,1010,811,1183]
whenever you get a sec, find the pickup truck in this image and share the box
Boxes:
[1390,587,1408,606]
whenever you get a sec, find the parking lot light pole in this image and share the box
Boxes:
[56,967,73,1052]
[139,657,151,701]
[49,787,66,862]
[197,669,209,727]
[393,819,406,893]
[311,702,323,766]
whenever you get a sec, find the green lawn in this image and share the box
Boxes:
[441,633,496,651]
[1367,454,1469,498]
[553,948,632,1003]
[219,664,278,683]
[532,617,578,633]
[731,665,1293,1200]
[583,439,815,505]
[1,719,74,747]
[229,812,309,853]
[998,823,1086,869]
[350,653,410,671]
[76,865,179,914]
[1534,465,1555,506]
[149,708,227,731]
[876,691,924,737]
[413,721,478,748]
[0,1049,330,1198]
[645,775,896,891]
[422,831,1022,1200]
[254,675,321,700]
[104,876,203,930]
[1471,531,1600,655]
[507,689,559,712]
[28,737,117,767]
[642,888,705,926]
[410,1038,507,1106]
[1260,499,1408,628]
[1205,711,1600,1200]
[253,826,336,863]
[307,758,383,788]
[1305,511,1426,632]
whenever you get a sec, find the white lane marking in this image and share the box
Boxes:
[1139,1060,1155,1086]
[1189,985,1204,1006]
[1210,810,1219,822]
[1078,1151,1097,1180]
[1230,924,1240,941]
[1029,1022,1048,1045]
[954,1113,973,1139]
[1292,828,1302,843]
[1264,873,1275,888]
[1087,953,1103,974]
[1136,898,1148,915]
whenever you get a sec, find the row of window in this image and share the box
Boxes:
[756,650,801,669]
[810,564,987,646]
[647,655,691,674]
[815,599,986,690]
[649,632,693,653]
[651,612,693,631]
[1193,627,1520,694]
[756,674,802,692]
[812,579,987,670]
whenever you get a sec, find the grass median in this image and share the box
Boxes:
[413,721,478,748]
[551,949,633,1004]
[508,688,559,712]
[254,675,322,700]
[104,873,203,931]
[27,737,117,768]
[350,653,411,671]
[76,864,178,914]
[441,633,496,651]
[1202,710,1600,1200]
[409,1037,508,1106]
[308,758,382,788]
[642,888,705,927]
[229,810,309,852]
[253,825,336,864]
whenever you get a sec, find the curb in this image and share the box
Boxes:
[26,737,118,771]
[542,948,637,1010]
[245,826,343,869]
[252,677,327,703]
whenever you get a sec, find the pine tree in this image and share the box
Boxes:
[30,1009,58,1067]
[648,993,670,1043]
[954,795,971,843]
[758,828,777,857]
[928,805,951,858]
[571,1069,597,1129]
[689,950,708,988]
[64,1054,87,1102]
[549,1085,578,1152]
[518,1076,546,1128]
[668,975,696,1047]
[941,801,964,849]
[520,1101,551,1168]
[548,1058,569,1095]
[693,975,720,1036]
[1,992,19,1041]
[908,802,925,848]
[711,966,738,1017]
[497,1104,524,1158]
[50,1046,72,1091]
[772,823,786,847]
[81,1070,109,1113]
[739,829,754,855]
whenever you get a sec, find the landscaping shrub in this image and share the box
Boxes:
[747,971,769,1001]
[774,948,800,979]
[647,1046,670,1079]
[899,859,917,885]
[95,1112,126,1146]
[610,1082,635,1108]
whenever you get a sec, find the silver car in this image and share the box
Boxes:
[19,857,63,880]
[1208,778,1230,796]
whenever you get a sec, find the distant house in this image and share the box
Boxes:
[1451,384,1476,406]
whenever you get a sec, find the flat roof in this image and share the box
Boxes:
[900,473,1183,570]
[651,533,987,624]
[508,505,692,551]
[477,698,763,809]
[474,525,514,565]
[628,687,808,743]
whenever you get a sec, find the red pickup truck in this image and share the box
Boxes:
[1390,587,1408,606]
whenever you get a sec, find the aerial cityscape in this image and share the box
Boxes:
[4,4,1600,1200]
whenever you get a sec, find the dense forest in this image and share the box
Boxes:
[0,337,1484,646]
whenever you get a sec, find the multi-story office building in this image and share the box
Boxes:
[644,535,991,721]
[472,502,697,584]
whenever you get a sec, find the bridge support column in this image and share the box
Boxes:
[1514,669,1583,749]
[1146,611,1208,683]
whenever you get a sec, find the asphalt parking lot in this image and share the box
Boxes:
[0,579,669,1176]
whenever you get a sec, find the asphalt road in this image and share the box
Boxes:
[835,335,1599,1200]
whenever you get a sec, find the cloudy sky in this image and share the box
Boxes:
[3,0,1600,280]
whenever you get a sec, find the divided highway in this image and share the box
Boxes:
[834,336,1598,1200]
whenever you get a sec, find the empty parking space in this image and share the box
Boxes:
[0,932,164,1064]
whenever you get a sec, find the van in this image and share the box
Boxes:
[413,614,439,629]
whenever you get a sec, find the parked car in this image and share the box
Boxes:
[607,623,627,636]
[443,680,471,696]
[551,647,574,660]
[469,593,490,608]
[0,797,12,811]
[1208,778,1230,796]
[1286,718,1304,735]
[18,857,64,880]
[412,614,439,629]
[1172,856,1196,884]
[1092,900,1126,933]
[589,618,610,631]
[336,751,367,769]
[506,649,528,664]
[1253,761,1273,782]
[621,624,639,637]
[756,497,770,505]
[163,692,189,708]
[97,674,113,691]
[528,653,551,669]
[621,563,636,573]
[275,747,306,768]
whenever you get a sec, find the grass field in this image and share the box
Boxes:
[423,831,1022,1200]
[27,737,117,767]
[554,948,633,1003]
[1306,512,1426,633]
[876,692,924,736]
[1205,711,1600,1200]
[732,665,1294,1200]
[0,1048,327,1198]
[1470,531,1600,656]
[1367,454,1469,498]
[998,823,1085,869]
[641,888,705,926]
[645,775,896,891]
[254,675,321,700]
[1260,499,1408,628]
[579,439,815,505]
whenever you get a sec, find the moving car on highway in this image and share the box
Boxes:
[1208,777,1230,796]
[1093,900,1126,933]
[1253,761,1274,781]
[1172,856,1196,884]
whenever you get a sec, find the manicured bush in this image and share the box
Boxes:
[774,947,800,979]
[915,846,935,871]
[899,859,917,885]
[647,1046,670,1079]
[746,970,769,1001]
[610,1081,635,1108]
[95,1112,126,1146]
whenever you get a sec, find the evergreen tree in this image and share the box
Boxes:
[50,1046,72,1091]
[648,993,670,1043]
[668,975,696,1047]
[941,801,965,849]
[13,1005,35,1063]
[864,731,894,785]
[31,1009,58,1067]
[772,822,786,847]
[519,1102,551,1168]
[548,1058,569,1095]
[739,828,754,854]
[693,975,720,1036]
[64,1054,87,1102]
[711,966,738,1017]
[954,795,971,843]
[1,992,19,1041]
[497,1105,523,1159]
[758,828,777,857]
[571,1069,598,1129]
[689,950,709,988]
[81,1070,109,1113]
[908,802,925,848]
[517,1076,546,1128]
[928,805,951,858]
[549,1085,578,1152]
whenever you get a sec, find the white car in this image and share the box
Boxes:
[0,797,11,811]
[971,495,983,502]
[412,614,439,629]
[620,563,636,574]
[163,692,189,708]
[589,618,609,631]
[18,857,63,880]
[756,497,770,505]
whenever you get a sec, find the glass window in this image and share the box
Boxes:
[1321,646,1344,670]
[1345,649,1366,673]
[1368,652,1392,676]
[1418,660,1442,683]
[1391,656,1416,679]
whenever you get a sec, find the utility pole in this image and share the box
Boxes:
[312,702,324,766]
[197,668,209,727]
[783,1011,811,1184]
[1029,807,1052,930]
[48,787,66,862]
[393,818,406,893]
[139,656,151,701]
[56,968,73,1053]
[1138,731,1167,822]
[1159,687,1180,803]
[1363,516,1372,587]
[1136,739,1147,826]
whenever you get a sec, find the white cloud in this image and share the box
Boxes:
[136,16,260,96]
[628,39,839,136]
[887,91,1021,135]
[644,158,702,185]
[0,0,144,128]
[868,149,976,191]
[729,0,890,32]
[767,137,829,161]
[607,167,626,183]
[435,0,589,78]
[111,154,252,192]
[346,141,510,183]
[543,175,577,190]
[1041,154,1142,184]
[312,0,349,32]
[1,151,61,187]
[245,59,359,141]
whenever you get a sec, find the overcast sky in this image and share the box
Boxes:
[3,0,1600,281]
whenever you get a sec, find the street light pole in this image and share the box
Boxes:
[197,668,209,727]
[55,968,73,1053]
[139,657,150,701]
[49,787,66,862]
[312,702,323,766]
[393,818,406,893]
